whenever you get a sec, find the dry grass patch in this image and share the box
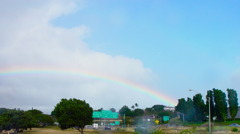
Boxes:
[6,127,134,134]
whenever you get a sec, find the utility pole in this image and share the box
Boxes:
[123,114,126,127]
[208,97,211,133]
[189,89,211,133]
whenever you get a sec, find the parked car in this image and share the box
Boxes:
[105,125,111,130]
[229,123,240,127]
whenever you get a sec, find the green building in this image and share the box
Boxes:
[92,110,120,126]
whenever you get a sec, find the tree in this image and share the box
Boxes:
[135,103,138,108]
[227,89,239,120]
[119,105,132,117]
[158,111,174,117]
[175,98,187,122]
[185,98,195,122]
[39,114,54,126]
[133,108,144,117]
[131,105,135,109]
[0,109,35,132]
[152,105,165,113]
[213,89,228,121]
[193,93,205,121]
[97,108,103,111]
[144,107,153,114]
[27,109,54,127]
[110,108,116,112]
[53,98,93,134]
[175,98,195,122]
[175,98,187,114]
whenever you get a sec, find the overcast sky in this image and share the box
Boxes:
[1,0,240,114]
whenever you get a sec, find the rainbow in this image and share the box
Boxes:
[0,66,177,106]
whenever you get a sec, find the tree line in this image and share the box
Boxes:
[175,88,238,122]
[0,108,54,132]
[118,104,176,126]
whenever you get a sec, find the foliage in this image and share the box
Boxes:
[213,88,228,121]
[150,129,165,134]
[185,98,195,122]
[133,108,144,117]
[119,105,132,117]
[175,98,187,114]
[0,109,35,132]
[27,109,54,127]
[152,105,165,113]
[180,129,193,134]
[0,108,11,115]
[193,93,205,121]
[158,111,173,117]
[175,98,195,122]
[52,98,93,134]
[135,103,139,108]
[176,88,239,124]
[231,127,238,132]
[206,90,216,121]
[227,89,239,120]
[110,108,116,112]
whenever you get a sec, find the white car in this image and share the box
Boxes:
[229,123,240,127]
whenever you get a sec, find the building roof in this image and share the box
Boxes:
[92,110,119,119]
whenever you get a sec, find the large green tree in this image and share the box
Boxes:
[119,105,132,117]
[227,89,239,120]
[193,93,205,121]
[213,89,228,121]
[133,108,144,117]
[175,98,187,114]
[175,98,195,122]
[53,98,93,134]
[175,98,187,122]
[152,105,165,113]
[185,98,195,122]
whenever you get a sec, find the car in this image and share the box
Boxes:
[229,123,240,127]
[104,125,111,130]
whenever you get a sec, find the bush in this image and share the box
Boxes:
[180,129,192,134]
[231,127,238,132]
[151,129,165,134]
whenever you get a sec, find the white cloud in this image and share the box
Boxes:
[0,0,161,113]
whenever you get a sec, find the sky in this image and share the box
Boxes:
[1,0,240,114]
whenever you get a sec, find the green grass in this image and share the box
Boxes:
[183,122,204,127]
[214,119,240,126]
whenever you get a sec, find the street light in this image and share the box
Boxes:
[178,112,185,124]
[207,97,211,133]
[189,89,211,133]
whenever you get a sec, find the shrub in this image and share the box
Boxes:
[180,129,192,134]
[231,127,238,132]
[151,129,165,134]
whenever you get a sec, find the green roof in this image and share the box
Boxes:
[92,110,119,119]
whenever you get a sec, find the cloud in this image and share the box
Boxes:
[0,0,160,113]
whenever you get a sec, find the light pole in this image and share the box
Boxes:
[208,97,211,133]
[189,89,211,133]
[178,112,185,124]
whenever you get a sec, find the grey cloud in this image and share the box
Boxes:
[0,0,160,113]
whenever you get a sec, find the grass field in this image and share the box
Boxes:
[1,125,240,134]
[1,127,134,134]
